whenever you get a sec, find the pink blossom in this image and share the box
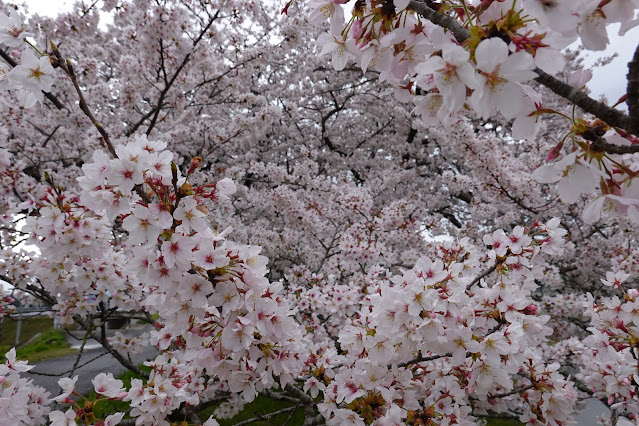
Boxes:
[471,38,537,119]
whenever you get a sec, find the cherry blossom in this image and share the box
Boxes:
[8,49,54,106]
[470,38,537,119]
[317,33,356,71]
[532,151,600,204]
[415,44,477,113]
[0,0,638,424]
[0,9,30,47]
[92,372,125,398]
[49,408,76,426]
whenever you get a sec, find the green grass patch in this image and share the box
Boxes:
[486,418,525,425]
[200,393,306,426]
[0,328,76,363]
[0,315,55,347]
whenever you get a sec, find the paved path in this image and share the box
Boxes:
[25,340,157,397]
[574,398,610,426]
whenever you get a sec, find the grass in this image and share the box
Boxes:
[0,328,77,363]
[0,315,77,363]
[486,418,525,425]
[206,394,306,426]
[0,315,55,347]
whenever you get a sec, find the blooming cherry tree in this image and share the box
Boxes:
[0,0,638,425]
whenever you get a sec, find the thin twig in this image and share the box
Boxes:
[68,327,93,378]
[233,406,297,426]
[398,352,451,368]
[591,136,639,154]
[467,258,505,290]
[29,351,110,377]
[487,383,536,399]
[50,44,152,203]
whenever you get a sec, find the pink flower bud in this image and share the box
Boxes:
[352,20,364,41]
[116,391,128,400]
[545,141,563,162]
[10,50,21,60]
[523,304,539,315]
[0,376,5,384]
[628,289,639,299]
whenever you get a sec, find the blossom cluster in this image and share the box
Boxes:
[577,272,639,421]
[306,220,577,425]
[0,348,51,425]
[0,10,54,107]
[1,1,639,424]
[308,0,639,224]
[67,136,307,423]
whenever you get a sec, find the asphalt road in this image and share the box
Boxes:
[25,345,158,397]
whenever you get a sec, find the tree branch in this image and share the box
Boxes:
[398,352,450,368]
[467,258,505,290]
[487,383,536,399]
[591,137,639,154]
[142,10,220,137]
[407,0,469,43]
[51,45,152,204]
[535,68,633,132]
[233,406,297,426]
[406,0,635,136]
[627,42,639,135]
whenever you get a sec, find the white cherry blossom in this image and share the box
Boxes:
[470,38,537,119]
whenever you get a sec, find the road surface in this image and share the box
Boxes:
[25,343,158,397]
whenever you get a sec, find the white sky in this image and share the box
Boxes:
[576,25,639,107]
[20,0,637,104]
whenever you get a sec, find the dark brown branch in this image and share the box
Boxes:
[535,68,633,132]
[193,393,231,412]
[407,0,635,136]
[143,10,220,137]
[467,258,505,290]
[29,351,110,377]
[454,191,473,203]
[51,45,152,203]
[233,406,297,426]
[591,137,639,154]
[68,327,93,378]
[284,384,317,425]
[55,54,116,157]
[626,42,639,135]
[408,0,469,43]
[398,352,450,368]
[473,413,521,420]
[487,383,536,399]
[438,208,462,228]
[88,327,148,378]
[69,314,149,379]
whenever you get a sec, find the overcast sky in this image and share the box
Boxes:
[20,0,637,105]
